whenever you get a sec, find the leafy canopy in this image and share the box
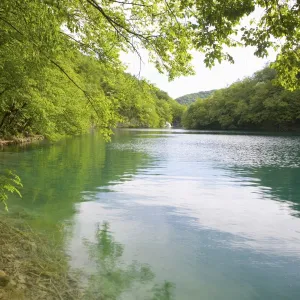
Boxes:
[1,0,299,86]
[1,0,189,140]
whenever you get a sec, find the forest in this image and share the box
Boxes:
[0,35,184,140]
[1,0,299,143]
[1,0,190,142]
[176,90,216,105]
[182,67,300,131]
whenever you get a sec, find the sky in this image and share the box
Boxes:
[121,47,277,99]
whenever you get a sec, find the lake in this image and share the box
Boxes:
[1,129,300,299]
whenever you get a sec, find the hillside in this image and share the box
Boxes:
[182,67,300,131]
[176,90,216,105]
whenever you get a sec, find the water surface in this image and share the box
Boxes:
[1,129,300,299]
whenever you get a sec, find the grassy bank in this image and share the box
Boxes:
[0,212,81,300]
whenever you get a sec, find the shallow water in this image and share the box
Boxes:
[1,129,300,299]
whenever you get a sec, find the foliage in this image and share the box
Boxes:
[0,0,299,138]
[0,170,22,211]
[1,0,300,97]
[176,90,216,105]
[182,67,300,131]
[153,89,186,126]
[1,0,189,140]
[170,101,186,127]
[0,46,182,139]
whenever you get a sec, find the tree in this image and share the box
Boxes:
[176,90,216,105]
[182,67,300,131]
[1,0,299,89]
[0,34,182,139]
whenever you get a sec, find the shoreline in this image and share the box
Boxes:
[0,212,82,299]
[0,136,44,147]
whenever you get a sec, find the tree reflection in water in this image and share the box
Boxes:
[84,222,175,300]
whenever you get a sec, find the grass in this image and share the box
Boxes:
[0,213,82,300]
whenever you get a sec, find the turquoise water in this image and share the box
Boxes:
[1,129,300,299]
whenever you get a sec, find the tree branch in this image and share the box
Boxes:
[0,16,102,119]
[49,59,101,117]
[86,0,152,40]
[109,0,151,7]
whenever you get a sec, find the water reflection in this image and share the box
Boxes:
[76,130,300,299]
[83,222,175,300]
[0,131,152,223]
[2,129,300,299]
[233,166,300,216]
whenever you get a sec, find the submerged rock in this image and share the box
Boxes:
[0,270,10,287]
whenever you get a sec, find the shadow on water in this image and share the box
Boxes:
[83,221,175,300]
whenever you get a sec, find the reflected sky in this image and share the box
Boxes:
[2,129,300,299]
[70,129,300,299]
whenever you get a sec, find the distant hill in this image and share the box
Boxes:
[176,90,216,105]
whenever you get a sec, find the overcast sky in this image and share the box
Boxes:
[121,46,277,99]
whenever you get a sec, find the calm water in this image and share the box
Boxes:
[1,129,300,299]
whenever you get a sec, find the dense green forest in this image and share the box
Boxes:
[176,90,216,105]
[0,0,190,141]
[0,37,184,140]
[1,0,299,142]
[182,67,300,131]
